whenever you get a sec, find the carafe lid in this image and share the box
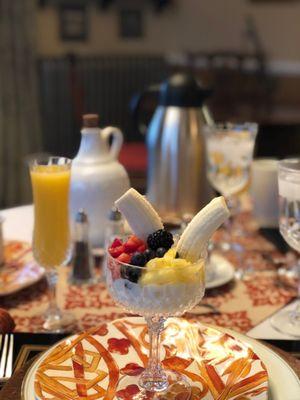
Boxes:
[158,73,211,107]
[83,114,99,128]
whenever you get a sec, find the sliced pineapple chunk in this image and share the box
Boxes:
[140,253,205,286]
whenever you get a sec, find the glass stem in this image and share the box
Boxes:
[220,196,237,248]
[139,316,168,392]
[46,269,60,318]
[227,195,242,234]
[206,242,216,281]
[291,261,300,323]
[295,261,300,308]
[297,261,300,299]
[147,316,164,371]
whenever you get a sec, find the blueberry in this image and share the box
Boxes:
[120,264,129,280]
[121,265,141,283]
[156,247,167,258]
[131,252,147,267]
[144,249,156,261]
[175,252,180,259]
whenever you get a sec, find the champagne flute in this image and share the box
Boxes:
[271,158,300,336]
[30,157,75,332]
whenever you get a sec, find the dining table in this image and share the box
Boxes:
[0,204,299,399]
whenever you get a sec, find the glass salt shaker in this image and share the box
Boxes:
[104,207,125,250]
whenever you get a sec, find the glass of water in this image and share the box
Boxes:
[204,123,257,279]
[204,123,258,201]
[271,159,300,336]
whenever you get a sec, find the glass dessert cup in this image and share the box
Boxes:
[106,252,206,399]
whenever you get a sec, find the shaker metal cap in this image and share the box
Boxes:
[76,209,88,223]
[108,207,122,221]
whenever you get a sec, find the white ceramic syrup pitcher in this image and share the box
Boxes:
[70,114,130,247]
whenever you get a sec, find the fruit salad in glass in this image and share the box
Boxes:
[105,189,229,399]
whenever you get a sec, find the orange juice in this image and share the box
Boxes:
[31,165,71,268]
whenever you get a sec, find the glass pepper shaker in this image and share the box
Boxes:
[70,209,96,285]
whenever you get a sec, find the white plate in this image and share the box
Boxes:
[0,241,45,296]
[22,320,300,400]
[205,253,235,289]
[0,261,45,296]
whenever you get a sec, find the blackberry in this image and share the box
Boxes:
[156,247,167,258]
[144,248,156,261]
[147,229,174,251]
[131,252,147,267]
[121,265,141,283]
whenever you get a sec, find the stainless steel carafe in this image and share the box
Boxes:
[132,73,214,223]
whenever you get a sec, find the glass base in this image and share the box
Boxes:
[116,370,191,400]
[68,275,99,286]
[43,310,77,333]
[270,308,300,337]
[277,266,298,290]
[234,267,253,281]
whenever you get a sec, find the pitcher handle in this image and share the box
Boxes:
[102,127,123,160]
[130,84,160,136]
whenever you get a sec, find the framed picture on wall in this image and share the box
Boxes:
[249,0,296,2]
[59,4,88,41]
[119,9,143,39]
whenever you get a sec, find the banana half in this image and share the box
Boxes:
[115,188,164,240]
[176,196,230,262]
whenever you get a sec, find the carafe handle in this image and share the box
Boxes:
[101,127,123,160]
[130,84,160,135]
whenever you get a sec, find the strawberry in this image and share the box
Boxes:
[137,244,147,253]
[130,235,144,246]
[110,238,123,248]
[117,253,131,264]
[109,245,125,258]
[124,239,139,254]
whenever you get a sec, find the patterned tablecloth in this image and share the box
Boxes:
[0,213,297,334]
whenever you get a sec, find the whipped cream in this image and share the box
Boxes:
[109,278,205,317]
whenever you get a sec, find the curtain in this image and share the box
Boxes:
[0,0,42,207]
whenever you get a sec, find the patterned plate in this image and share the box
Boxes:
[33,317,268,400]
[0,241,44,296]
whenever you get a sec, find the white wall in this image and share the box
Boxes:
[36,0,300,63]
